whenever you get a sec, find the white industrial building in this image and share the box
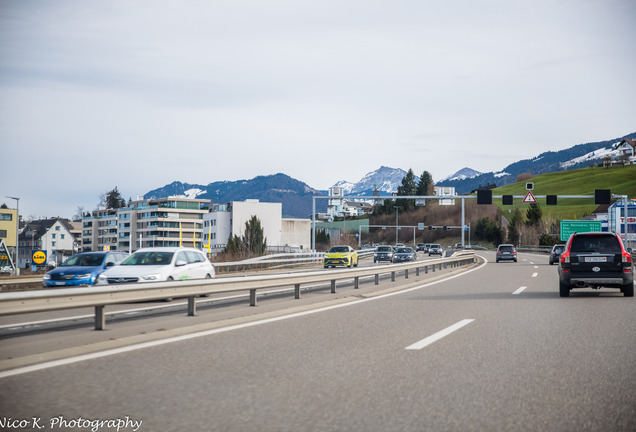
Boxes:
[203,199,311,253]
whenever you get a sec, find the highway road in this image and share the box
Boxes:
[1,251,634,432]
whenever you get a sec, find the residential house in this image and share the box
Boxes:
[613,139,636,165]
[19,218,77,268]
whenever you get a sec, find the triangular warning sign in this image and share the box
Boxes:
[523,191,537,204]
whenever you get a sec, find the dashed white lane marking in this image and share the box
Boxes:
[405,319,475,350]
[532,272,538,278]
[512,286,527,295]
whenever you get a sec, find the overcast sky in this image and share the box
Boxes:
[1,0,635,219]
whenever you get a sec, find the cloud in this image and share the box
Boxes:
[1,0,635,218]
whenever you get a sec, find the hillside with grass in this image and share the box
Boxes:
[492,165,636,220]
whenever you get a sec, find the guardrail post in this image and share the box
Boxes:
[95,305,105,331]
[187,296,196,316]
[295,283,301,299]
[375,274,379,285]
[416,267,420,276]
[250,289,257,306]
[331,280,336,293]
[405,269,409,279]
[354,276,359,289]
[391,271,396,282]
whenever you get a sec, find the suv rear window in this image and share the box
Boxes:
[570,235,620,253]
[498,245,514,252]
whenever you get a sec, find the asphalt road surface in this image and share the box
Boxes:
[1,251,634,432]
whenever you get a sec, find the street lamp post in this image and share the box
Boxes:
[394,205,399,244]
[5,196,20,275]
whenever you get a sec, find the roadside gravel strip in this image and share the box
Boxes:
[0,256,486,377]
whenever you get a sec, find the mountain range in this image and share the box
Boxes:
[435,132,636,192]
[144,131,635,218]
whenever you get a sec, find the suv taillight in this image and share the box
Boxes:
[561,251,570,264]
[622,250,632,264]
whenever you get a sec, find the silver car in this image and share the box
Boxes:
[374,245,394,263]
[428,244,443,256]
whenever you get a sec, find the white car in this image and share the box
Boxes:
[97,247,214,285]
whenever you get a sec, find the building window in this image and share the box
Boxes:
[0,214,12,221]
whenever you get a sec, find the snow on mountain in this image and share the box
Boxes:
[183,188,206,199]
[494,171,511,178]
[440,167,482,182]
[332,180,355,194]
[559,147,617,169]
[331,166,410,196]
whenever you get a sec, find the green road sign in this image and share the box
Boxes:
[560,220,603,241]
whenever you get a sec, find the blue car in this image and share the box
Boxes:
[43,251,128,287]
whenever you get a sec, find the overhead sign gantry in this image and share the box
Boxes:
[312,189,630,250]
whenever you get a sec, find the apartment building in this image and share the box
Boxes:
[82,196,210,252]
[0,207,18,248]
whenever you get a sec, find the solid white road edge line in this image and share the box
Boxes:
[405,319,475,350]
[0,258,488,379]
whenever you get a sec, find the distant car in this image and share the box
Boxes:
[416,243,427,252]
[496,244,517,263]
[43,251,128,287]
[323,245,358,268]
[96,247,214,284]
[549,244,565,265]
[392,247,416,263]
[454,243,463,250]
[374,245,393,263]
[558,232,633,297]
[428,244,443,256]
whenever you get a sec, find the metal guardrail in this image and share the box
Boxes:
[0,251,376,288]
[0,252,475,330]
[213,249,375,273]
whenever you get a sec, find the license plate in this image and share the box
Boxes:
[55,281,67,286]
[585,257,607,262]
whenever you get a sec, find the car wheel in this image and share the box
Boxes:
[514,259,517,262]
[324,265,328,269]
[624,282,634,297]
[559,280,570,297]
[496,259,499,263]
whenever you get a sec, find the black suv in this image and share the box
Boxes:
[558,232,633,297]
